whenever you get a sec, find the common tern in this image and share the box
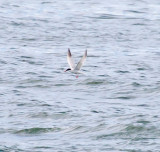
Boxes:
[65,49,87,78]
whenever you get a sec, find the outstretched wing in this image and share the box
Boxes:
[75,50,87,71]
[67,48,75,70]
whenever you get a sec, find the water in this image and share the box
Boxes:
[0,0,160,151]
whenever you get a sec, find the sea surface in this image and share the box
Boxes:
[0,0,160,151]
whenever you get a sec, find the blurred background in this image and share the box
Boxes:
[0,0,160,151]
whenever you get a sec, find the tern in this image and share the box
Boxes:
[65,48,87,78]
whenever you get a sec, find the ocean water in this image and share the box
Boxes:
[0,0,160,151]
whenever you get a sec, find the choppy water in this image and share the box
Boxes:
[1,0,160,151]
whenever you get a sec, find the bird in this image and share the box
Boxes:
[65,48,87,78]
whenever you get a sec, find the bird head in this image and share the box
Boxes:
[64,68,71,72]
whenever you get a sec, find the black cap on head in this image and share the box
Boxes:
[65,68,71,72]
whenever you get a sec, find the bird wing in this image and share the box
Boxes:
[67,49,75,70]
[75,50,87,71]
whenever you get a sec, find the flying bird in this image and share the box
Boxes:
[65,48,87,78]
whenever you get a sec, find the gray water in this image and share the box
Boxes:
[0,0,160,151]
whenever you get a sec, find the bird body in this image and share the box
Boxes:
[65,49,87,77]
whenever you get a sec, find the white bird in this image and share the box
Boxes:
[65,48,87,78]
